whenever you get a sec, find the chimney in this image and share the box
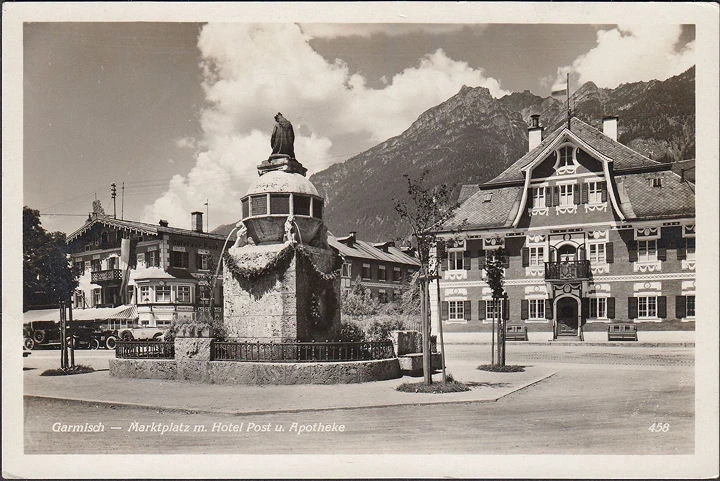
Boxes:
[191,211,203,233]
[159,219,169,227]
[348,231,356,248]
[528,114,544,151]
[603,116,618,141]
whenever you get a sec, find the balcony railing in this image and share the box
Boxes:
[91,269,123,283]
[115,341,174,359]
[211,340,396,362]
[544,260,591,281]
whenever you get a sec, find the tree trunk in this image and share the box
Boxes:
[435,276,447,383]
[59,302,67,369]
[421,278,432,385]
[491,299,495,367]
[68,301,75,368]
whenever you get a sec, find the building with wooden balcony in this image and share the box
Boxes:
[434,115,696,340]
[67,205,226,328]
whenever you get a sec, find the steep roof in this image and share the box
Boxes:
[616,171,695,220]
[442,186,523,231]
[488,117,662,185]
[67,215,227,243]
[328,236,420,266]
[457,184,481,204]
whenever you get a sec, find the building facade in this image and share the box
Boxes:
[67,207,226,329]
[329,233,420,303]
[434,115,696,339]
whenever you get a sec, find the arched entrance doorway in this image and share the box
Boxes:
[555,296,580,336]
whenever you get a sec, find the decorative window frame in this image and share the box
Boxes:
[448,299,466,322]
[529,186,549,216]
[524,235,547,277]
[587,240,609,274]
[586,295,610,322]
[552,144,580,176]
[483,236,504,251]
[682,224,695,238]
[584,179,608,213]
[633,282,662,322]
[634,238,661,272]
[634,226,661,241]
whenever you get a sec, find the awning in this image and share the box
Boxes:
[22,305,138,324]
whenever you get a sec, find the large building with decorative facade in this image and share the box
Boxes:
[433,115,696,339]
[67,205,226,329]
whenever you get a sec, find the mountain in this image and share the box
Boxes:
[215,68,694,241]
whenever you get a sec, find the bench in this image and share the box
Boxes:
[607,323,638,341]
[505,324,529,341]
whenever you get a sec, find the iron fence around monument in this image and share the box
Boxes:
[116,340,175,359]
[211,340,396,362]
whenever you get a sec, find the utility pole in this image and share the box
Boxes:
[121,182,125,220]
[205,199,209,232]
[111,183,117,219]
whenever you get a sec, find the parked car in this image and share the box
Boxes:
[23,320,62,349]
[116,326,166,342]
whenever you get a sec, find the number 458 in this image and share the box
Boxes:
[648,422,670,433]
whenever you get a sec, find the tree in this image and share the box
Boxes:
[394,170,463,385]
[23,207,77,311]
[485,246,508,367]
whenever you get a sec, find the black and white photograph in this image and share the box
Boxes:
[3,2,718,479]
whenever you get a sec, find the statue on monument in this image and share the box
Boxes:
[270,112,295,159]
[284,215,298,244]
[233,221,248,248]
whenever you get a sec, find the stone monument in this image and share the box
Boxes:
[222,114,341,342]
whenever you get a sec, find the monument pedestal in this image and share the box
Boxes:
[223,242,340,342]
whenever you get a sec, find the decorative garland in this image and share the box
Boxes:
[295,244,343,281]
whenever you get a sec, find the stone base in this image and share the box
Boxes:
[109,358,401,385]
[398,353,442,377]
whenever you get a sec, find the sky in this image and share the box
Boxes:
[23,22,696,235]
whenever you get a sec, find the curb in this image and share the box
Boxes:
[445,341,695,348]
[23,371,557,417]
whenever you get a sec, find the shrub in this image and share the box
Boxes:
[339,322,366,342]
[396,379,470,393]
[41,365,95,376]
[366,318,406,341]
[477,364,525,372]
[341,282,380,317]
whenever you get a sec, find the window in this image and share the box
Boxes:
[449,301,464,321]
[686,295,695,317]
[155,286,171,303]
[170,251,189,268]
[686,238,696,260]
[486,299,503,320]
[136,252,146,266]
[532,187,546,208]
[198,253,210,271]
[378,290,388,303]
[529,299,545,319]
[447,251,464,270]
[590,297,608,319]
[638,240,657,262]
[341,262,352,278]
[91,259,101,272]
[139,286,151,303]
[198,285,211,306]
[251,194,267,215]
[587,181,603,204]
[361,263,371,280]
[74,261,85,275]
[312,199,323,219]
[483,193,493,203]
[559,146,573,167]
[529,246,544,266]
[176,286,191,303]
[378,265,387,281]
[393,267,402,282]
[293,195,310,216]
[652,177,663,188]
[74,291,84,308]
[638,296,657,318]
[589,243,606,264]
[93,289,102,306]
[270,194,290,215]
[146,250,159,267]
[107,257,118,270]
[559,184,574,206]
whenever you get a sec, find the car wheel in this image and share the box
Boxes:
[89,338,100,350]
[33,330,46,344]
[152,332,163,340]
[105,336,117,350]
[24,337,35,350]
[121,331,134,341]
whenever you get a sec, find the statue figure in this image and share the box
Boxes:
[233,221,248,248]
[270,113,295,159]
[284,215,297,244]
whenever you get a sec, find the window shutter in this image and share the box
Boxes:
[502,254,510,268]
[573,184,580,204]
[441,302,449,321]
[657,238,667,261]
[675,295,686,319]
[545,299,553,319]
[477,250,485,270]
[544,187,551,207]
[657,296,667,318]
[607,297,616,319]
[581,183,589,204]
[502,299,510,320]
[628,243,638,262]
[196,253,201,269]
[581,298,590,318]
[478,300,486,320]
[601,182,608,202]
[677,246,686,260]
[464,300,472,320]
[578,247,586,261]
[521,247,529,267]
[606,242,614,263]
[628,297,638,319]
[464,251,471,270]
[386,266,392,281]
[521,299,529,320]
[552,186,559,206]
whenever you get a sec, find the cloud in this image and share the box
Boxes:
[174,136,198,149]
[299,24,480,39]
[553,24,695,90]
[143,23,506,230]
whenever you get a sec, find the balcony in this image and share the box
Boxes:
[91,269,123,284]
[544,260,591,281]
